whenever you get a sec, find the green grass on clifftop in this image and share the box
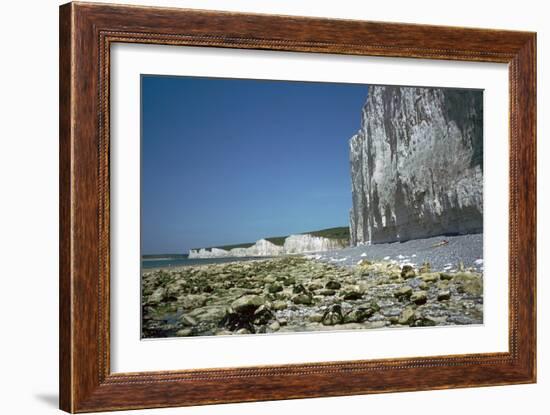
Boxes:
[306,227,350,240]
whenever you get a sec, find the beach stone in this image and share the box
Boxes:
[344,306,375,323]
[292,284,308,294]
[253,305,273,325]
[263,275,276,283]
[453,272,483,296]
[317,288,336,296]
[440,273,454,281]
[411,290,428,305]
[437,290,451,301]
[420,272,440,283]
[342,286,363,300]
[420,315,447,326]
[176,328,193,336]
[292,293,313,305]
[148,287,166,304]
[269,321,281,331]
[394,286,413,300]
[325,280,342,290]
[282,276,296,286]
[178,294,207,310]
[271,300,288,311]
[398,307,417,325]
[419,262,432,273]
[413,317,437,327]
[401,265,416,279]
[235,328,252,335]
[388,272,401,280]
[308,282,324,291]
[266,282,283,293]
[188,306,227,323]
[231,295,265,314]
[322,305,343,326]
[179,315,198,327]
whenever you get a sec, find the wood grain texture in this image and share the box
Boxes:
[59,2,537,412]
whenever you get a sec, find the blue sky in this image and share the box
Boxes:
[141,75,368,254]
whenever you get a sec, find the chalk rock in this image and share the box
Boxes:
[349,85,483,245]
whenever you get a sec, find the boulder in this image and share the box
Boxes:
[325,280,342,290]
[188,306,228,324]
[271,300,288,311]
[341,286,363,300]
[179,315,198,327]
[309,313,324,323]
[420,272,440,283]
[252,305,274,325]
[177,294,207,310]
[308,282,324,291]
[437,290,451,301]
[147,287,166,304]
[410,290,428,305]
[419,262,432,274]
[397,307,417,325]
[269,321,281,331]
[266,282,283,293]
[394,285,413,300]
[230,295,265,314]
[322,305,343,326]
[292,293,313,305]
[344,306,376,323]
[292,284,308,294]
[401,265,416,279]
[453,272,483,296]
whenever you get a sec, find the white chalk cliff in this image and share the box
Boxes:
[188,234,346,259]
[349,85,483,245]
[282,234,346,254]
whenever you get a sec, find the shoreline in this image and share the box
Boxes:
[144,233,483,274]
[142,256,281,273]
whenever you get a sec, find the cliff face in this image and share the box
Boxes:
[188,234,346,258]
[283,234,346,254]
[349,85,483,245]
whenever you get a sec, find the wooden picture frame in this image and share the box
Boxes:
[59,2,536,412]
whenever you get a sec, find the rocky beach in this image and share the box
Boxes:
[142,235,483,338]
[141,83,485,339]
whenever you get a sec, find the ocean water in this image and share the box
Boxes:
[141,256,269,270]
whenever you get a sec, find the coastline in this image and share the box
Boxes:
[141,256,277,272]
[145,233,483,273]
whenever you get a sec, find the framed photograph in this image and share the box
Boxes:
[59,2,536,412]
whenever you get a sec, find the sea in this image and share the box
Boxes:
[141,255,268,270]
